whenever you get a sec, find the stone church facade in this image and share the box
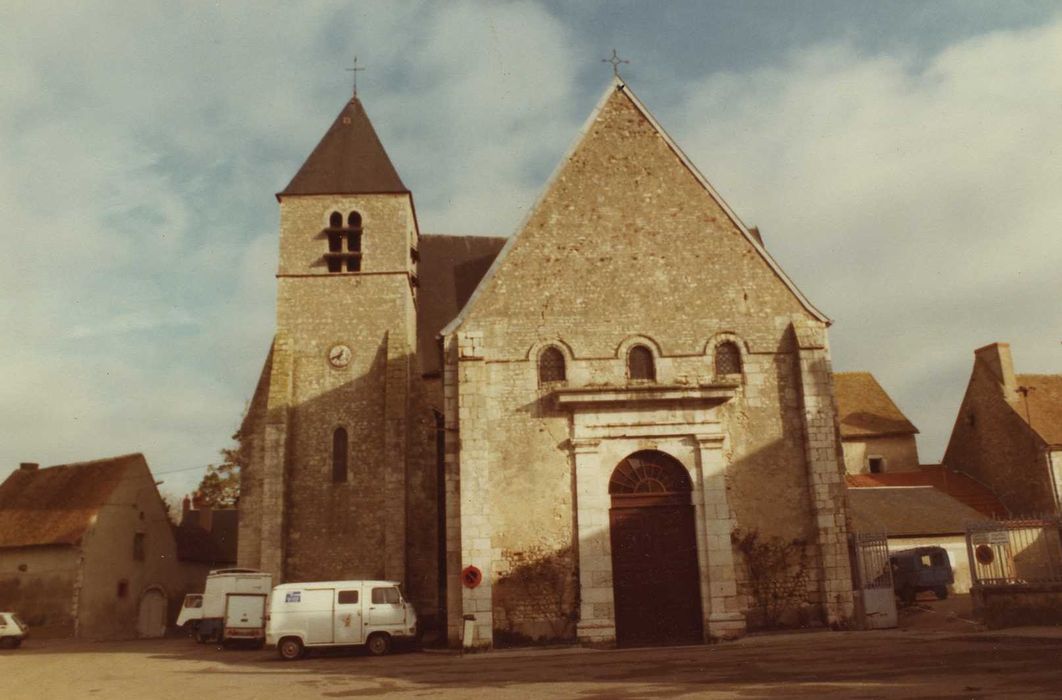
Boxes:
[238,77,855,647]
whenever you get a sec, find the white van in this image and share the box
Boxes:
[267,580,417,660]
[177,568,272,644]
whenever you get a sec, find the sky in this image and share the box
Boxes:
[1,1,1060,500]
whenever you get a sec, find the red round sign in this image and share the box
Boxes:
[461,565,483,589]
[975,544,995,565]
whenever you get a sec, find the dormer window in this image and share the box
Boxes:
[325,210,362,273]
[628,345,655,382]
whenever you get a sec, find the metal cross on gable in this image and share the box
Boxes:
[602,49,629,79]
[346,56,366,96]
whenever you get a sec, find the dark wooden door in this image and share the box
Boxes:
[609,498,703,646]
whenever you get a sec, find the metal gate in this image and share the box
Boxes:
[852,532,897,629]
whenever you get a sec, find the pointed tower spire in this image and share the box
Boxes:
[278,96,408,198]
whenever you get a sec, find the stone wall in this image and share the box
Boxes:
[0,545,79,633]
[444,84,853,644]
[842,434,920,474]
[944,347,1053,515]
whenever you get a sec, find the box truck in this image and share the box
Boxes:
[177,568,272,645]
[267,580,417,660]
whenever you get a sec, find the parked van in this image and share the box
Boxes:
[890,546,954,604]
[0,612,27,649]
[176,568,272,644]
[267,580,417,660]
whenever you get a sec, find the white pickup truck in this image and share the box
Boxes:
[177,568,272,646]
[0,612,27,649]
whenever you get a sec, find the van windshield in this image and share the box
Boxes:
[184,595,203,609]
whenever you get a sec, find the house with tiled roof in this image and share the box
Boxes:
[0,454,189,639]
[944,343,1062,516]
[834,372,920,474]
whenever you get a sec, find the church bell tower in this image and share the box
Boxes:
[250,92,419,584]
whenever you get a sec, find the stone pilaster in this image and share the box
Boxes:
[260,333,294,584]
[382,331,409,583]
[793,318,855,625]
[571,438,616,644]
[454,330,493,647]
[694,435,745,638]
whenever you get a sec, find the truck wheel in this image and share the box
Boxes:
[899,586,916,606]
[0,637,15,649]
[277,637,304,661]
[366,633,391,656]
[934,586,949,600]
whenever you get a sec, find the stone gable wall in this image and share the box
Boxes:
[945,360,1053,515]
[446,87,851,641]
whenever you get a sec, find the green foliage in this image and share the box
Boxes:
[195,444,244,508]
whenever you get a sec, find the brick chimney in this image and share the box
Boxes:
[19,462,39,472]
[975,342,1018,401]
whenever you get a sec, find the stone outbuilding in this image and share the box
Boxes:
[944,343,1062,515]
[237,77,856,648]
[834,372,920,474]
[0,454,186,639]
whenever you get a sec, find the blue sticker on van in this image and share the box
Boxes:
[285,591,301,603]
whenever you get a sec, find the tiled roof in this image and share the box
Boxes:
[279,96,407,197]
[1013,374,1062,446]
[847,486,994,537]
[846,465,1008,518]
[0,454,143,548]
[416,234,507,375]
[834,372,918,438]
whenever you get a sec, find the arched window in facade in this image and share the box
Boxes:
[332,427,348,483]
[714,341,742,376]
[538,346,566,385]
[325,211,363,273]
[628,345,655,381]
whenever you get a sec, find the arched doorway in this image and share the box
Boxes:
[137,587,168,638]
[609,450,703,646]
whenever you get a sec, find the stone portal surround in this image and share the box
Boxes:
[561,389,746,643]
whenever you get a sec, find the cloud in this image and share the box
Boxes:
[669,19,1062,459]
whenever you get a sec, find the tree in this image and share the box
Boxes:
[194,442,245,508]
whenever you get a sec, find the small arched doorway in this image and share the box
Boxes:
[137,587,168,639]
[609,450,703,646]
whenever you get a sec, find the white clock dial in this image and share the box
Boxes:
[328,344,352,368]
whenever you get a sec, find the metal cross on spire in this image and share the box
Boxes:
[346,56,366,97]
[602,49,629,79]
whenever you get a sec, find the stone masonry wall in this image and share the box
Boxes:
[446,85,848,641]
[244,193,418,584]
[944,357,1053,515]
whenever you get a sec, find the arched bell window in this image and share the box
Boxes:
[538,346,566,385]
[627,345,655,381]
[714,341,742,376]
[325,211,363,273]
[332,427,348,483]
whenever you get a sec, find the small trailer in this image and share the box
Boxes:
[177,568,272,645]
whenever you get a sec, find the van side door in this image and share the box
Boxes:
[334,588,364,645]
[364,585,406,632]
[301,588,335,645]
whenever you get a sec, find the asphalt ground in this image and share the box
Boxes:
[3,623,1062,700]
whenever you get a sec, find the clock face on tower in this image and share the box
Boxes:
[328,344,352,368]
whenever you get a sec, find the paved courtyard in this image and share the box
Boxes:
[3,624,1061,700]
